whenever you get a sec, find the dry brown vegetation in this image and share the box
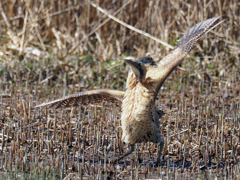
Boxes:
[0,0,240,179]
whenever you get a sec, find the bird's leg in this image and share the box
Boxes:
[156,138,164,166]
[137,144,142,163]
[114,144,135,164]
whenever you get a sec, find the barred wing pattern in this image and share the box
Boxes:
[154,16,227,93]
[177,16,226,53]
[35,89,125,109]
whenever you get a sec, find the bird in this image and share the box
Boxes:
[35,16,226,165]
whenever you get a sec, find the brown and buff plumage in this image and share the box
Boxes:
[35,16,227,165]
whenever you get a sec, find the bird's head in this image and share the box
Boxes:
[124,57,157,88]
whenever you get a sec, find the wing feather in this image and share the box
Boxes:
[35,89,125,109]
[153,16,227,94]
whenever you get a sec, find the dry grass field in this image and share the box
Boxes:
[0,0,240,179]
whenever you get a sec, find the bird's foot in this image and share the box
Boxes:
[113,159,119,164]
[154,159,164,167]
[112,159,133,165]
[112,158,125,165]
[154,161,160,167]
[137,157,143,164]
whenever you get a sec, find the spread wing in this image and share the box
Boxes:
[153,16,227,94]
[35,89,125,109]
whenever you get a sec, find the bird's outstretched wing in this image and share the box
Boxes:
[153,16,227,94]
[35,89,125,109]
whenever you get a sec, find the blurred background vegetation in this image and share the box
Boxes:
[0,0,240,179]
[0,0,239,58]
[0,0,239,96]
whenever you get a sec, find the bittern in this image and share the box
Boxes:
[35,16,226,165]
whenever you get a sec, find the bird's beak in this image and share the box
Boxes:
[124,59,142,78]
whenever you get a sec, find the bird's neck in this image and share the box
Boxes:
[122,81,156,118]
